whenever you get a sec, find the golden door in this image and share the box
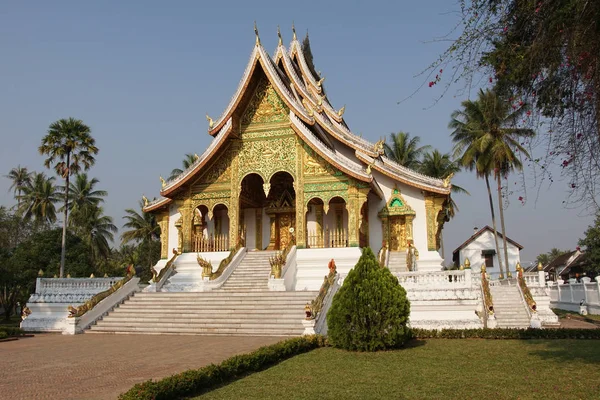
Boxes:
[277,213,295,250]
[389,216,407,251]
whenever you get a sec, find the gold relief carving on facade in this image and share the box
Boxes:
[237,136,297,181]
[157,214,169,259]
[302,145,342,177]
[424,194,447,251]
[241,78,290,126]
[379,186,415,252]
[192,191,231,201]
[240,128,295,139]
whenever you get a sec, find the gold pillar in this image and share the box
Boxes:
[229,143,240,249]
[255,208,262,250]
[267,214,277,250]
[316,204,324,247]
[157,213,169,259]
[179,200,193,253]
[424,194,446,251]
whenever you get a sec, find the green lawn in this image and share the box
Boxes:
[196,339,600,400]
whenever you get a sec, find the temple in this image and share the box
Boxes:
[21,27,559,335]
[143,26,452,281]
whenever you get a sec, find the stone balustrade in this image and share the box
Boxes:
[549,277,600,315]
[396,269,472,289]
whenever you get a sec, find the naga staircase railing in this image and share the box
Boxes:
[480,264,495,328]
[67,265,137,319]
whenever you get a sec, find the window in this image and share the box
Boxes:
[481,249,496,269]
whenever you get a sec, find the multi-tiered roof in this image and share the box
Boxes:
[145,26,450,212]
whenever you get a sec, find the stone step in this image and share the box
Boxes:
[123,300,310,307]
[96,320,302,328]
[134,291,316,297]
[106,311,304,319]
[87,326,301,336]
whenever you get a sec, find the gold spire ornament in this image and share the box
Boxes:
[443,172,454,188]
[194,153,199,160]
[317,76,325,87]
[464,257,471,269]
[254,21,260,45]
[292,22,297,41]
[160,176,166,188]
[337,105,346,117]
[206,114,214,129]
[277,25,282,46]
[38,269,44,277]
[90,273,95,278]
[537,261,543,271]
[142,195,149,207]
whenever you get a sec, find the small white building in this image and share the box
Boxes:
[452,226,523,278]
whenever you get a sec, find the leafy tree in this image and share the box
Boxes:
[429,0,600,210]
[450,89,534,278]
[327,247,411,351]
[419,149,469,216]
[536,248,569,267]
[384,132,430,170]
[578,213,600,275]
[39,117,98,277]
[5,165,31,209]
[169,153,197,180]
[66,173,107,216]
[122,200,161,272]
[17,172,59,224]
[71,206,117,264]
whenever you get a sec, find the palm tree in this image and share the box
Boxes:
[383,132,430,170]
[169,153,197,180]
[17,172,59,224]
[122,200,161,269]
[73,206,117,263]
[419,149,470,259]
[450,89,534,278]
[66,173,107,217]
[5,166,31,209]
[39,118,98,277]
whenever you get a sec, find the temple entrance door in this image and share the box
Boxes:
[389,216,407,251]
[276,212,295,250]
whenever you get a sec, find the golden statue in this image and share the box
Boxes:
[254,21,260,45]
[142,195,149,207]
[317,77,325,87]
[206,114,214,129]
[159,176,166,188]
[337,105,346,117]
[374,139,385,156]
[443,172,454,188]
[194,153,199,160]
[277,25,282,46]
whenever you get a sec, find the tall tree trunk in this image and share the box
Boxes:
[485,174,504,278]
[59,151,70,278]
[497,173,511,278]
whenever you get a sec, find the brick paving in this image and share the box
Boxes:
[0,333,285,400]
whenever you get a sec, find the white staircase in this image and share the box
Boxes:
[220,251,275,291]
[87,291,317,336]
[489,283,531,328]
[388,251,408,274]
[88,250,319,336]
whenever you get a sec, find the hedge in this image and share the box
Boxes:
[412,328,600,340]
[0,326,25,337]
[119,335,327,400]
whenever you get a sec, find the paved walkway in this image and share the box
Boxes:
[0,333,284,400]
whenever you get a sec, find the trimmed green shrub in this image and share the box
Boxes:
[412,328,600,340]
[327,247,411,351]
[118,335,326,400]
[0,331,7,340]
[0,326,25,337]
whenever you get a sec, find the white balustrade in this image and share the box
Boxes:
[37,278,120,295]
[396,270,470,289]
[549,277,600,315]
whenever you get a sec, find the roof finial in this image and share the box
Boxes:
[338,105,346,117]
[292,22,297,41]
[254,21,260,45]
[206,114,214,129]
[277,25,282,46]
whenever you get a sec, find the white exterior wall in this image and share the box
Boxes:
[458,230,521,278]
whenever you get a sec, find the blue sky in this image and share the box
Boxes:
[0,1,591,264]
